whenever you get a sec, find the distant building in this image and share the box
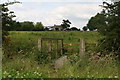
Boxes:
[44,24,63,31]
[53,24,63,31]
[44,26,53,31]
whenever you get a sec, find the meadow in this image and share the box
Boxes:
[2,31,119,78]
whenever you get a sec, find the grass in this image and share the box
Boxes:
[2,54,119,78]
[8,31,102,54]
[0,48,2,79]
[2,31,119,78]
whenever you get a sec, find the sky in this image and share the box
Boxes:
[1,0,107,29]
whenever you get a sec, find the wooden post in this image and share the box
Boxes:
[38,38,42,52]
[61,39,63,56]
[56,40,58,58]
[49,40,52,53]
[79,38,85,56]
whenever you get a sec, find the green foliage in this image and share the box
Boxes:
[82,26,88,31]
[9,21,45,31]
[10,21,21,31]
[1,1,20,39]
[61,19,71,29]
[35,52,50,64]
[87,13,106,31]
[8,31,101,54]
[70,27,79,31]
[44,27,49,31]
[2,52,119,78]
[20,21,34,31]
[34,22,44,31]
[3,31,101,61]
[2,31,119,78]
[98,1,120,59]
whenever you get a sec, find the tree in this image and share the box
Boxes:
[87,13,107,31]
[1,1,21,58]
[70,27,78,31]
[99,1,120,60]
[1,1,20,40]
[34,22,44,31]
[82,26,88,31]
[44,27,49,31]
[20,21,34,31]
[12,21,22,31]
[61,19,71,29]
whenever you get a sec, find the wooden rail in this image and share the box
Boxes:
[38,38,86,57]
[38,38,63,57]
[41,38,63,40]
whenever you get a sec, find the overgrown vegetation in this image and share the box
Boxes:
[87,1,120,61]
[1,0,120,79]
[2,31,119,78]
[1,1,21,40]
[99,1,120,60]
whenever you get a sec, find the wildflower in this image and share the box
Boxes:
[94,55,100,58]
[34,71,37,74]
[87,71,90,74]
[16,71,19,73]
[8,75,11,78]
[17,72,20,75]
[3,71,7,74]
[37,67,39,69]
[3,76,6,78]
[22,60,25,63]
[91,75,94,78]
[21,76,23,78]
[96,72,98,74]
[108,76,111,78]
[114,76,118,78]
[69,43,72,46]
[26,73,29,75]
[39,73,42,76]
[87,75,90,78]
[15,76,18,78]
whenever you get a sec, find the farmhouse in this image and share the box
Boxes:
[44,24,63,31]
[53,24,63,31]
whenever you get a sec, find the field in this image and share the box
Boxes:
[2,31,119,78]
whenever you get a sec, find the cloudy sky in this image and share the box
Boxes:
[1,0,106,28]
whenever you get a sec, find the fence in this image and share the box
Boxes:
[38,38,85,58]
[38,38,63,58]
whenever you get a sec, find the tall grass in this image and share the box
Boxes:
[2,31,119,78]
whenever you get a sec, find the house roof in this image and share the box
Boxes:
[54,25,62,28]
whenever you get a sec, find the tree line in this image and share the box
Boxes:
[10,21,44,31]
[86,1,120,60]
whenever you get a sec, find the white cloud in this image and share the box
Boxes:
[111,0,120,2]
[8,2,102,29]
[41,4,102,28]
[1,0,103,3]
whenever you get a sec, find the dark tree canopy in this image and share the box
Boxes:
[82,26,88,31]
[61,19,71,29]
[70,27,78,31]
[34,22,44,31]
[98,1,120,60]
[87,13,107,31]
[1,1,20,40]
[20,21,34,31]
